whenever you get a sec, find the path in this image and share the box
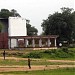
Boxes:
[0,57,75,63]
[0,57,75,72]
[0,65,75,72]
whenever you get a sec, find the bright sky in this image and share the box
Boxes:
[0,0,74,35]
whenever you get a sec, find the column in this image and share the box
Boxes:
[39,39,42,47]
[16,39,18,47]
[24,39,28,47]
[54,38,56,47]
[8,38,11,49]
[32,39,35,47]
[47,38,50,47]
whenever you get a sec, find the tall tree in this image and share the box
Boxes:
[41,7,75,43]
[26,22,38,36]
[72,11,75,40]
[11,9,21,17]
[0,9,21,18]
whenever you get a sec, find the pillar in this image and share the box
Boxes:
[54,38,56,47]
[32,39,35,47]
[39,39,42,47]
[16,39,18,47]
[48,38,51,47]
[25,39,28,47]
[8,38,11,49]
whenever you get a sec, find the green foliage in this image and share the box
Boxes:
[22,52,42,58]
[61,47,69,53]
[41,7,75,43]
[0,48,75,59]
[21,48,75,59]
[0,9,21,18]
[55,50,70,58]
[43,48,75,58]
[26,23,38,36]
[43,49,56,54]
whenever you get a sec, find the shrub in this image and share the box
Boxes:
[56,51,69,58]
[61,47,69,53]
[43,48,75,58]
[43,50,52,54]
[22,52,42,58]
[43,49,56,54]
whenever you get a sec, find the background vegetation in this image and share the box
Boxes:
[0,48,75,60]
[41,7,75,44]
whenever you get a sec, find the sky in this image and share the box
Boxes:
[0,0,74,35]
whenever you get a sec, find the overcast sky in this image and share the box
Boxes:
[0,0,74,35]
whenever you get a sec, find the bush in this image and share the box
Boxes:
[56,51,69,58]
[55,48,75,58]
[43,49,56,54]
[61,47,69,53]
[22,52,42,58]
[43,48,75,58]
[44,50,52,54]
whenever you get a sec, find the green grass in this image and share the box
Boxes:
[0,48,75,60]
[0,59,74,66]
[22,48,75,60]
[0,68,75,75]
[69,48,75,50]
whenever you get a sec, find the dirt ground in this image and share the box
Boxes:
[0,65,75,72]
[0,57,75,72]
[0,57,75,63]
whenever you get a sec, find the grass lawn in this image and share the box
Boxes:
[0,48,75,75]
[0,59,74,66]
[0,68,75,75]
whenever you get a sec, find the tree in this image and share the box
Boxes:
[72,11,75,40]
[26,23,38,36]
[41,7,75,43]
[11,9,21,17]
[0,9,21,18]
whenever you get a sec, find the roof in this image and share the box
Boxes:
[9,35,59,39]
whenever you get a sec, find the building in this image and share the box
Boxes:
[0,17,27,49]
[0,17,58,49]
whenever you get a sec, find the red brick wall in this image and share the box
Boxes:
[0,33,8,49]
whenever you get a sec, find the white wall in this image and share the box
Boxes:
[8,17,27,48]
[8,17,27,36]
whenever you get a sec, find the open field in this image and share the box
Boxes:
[0,57,74,72]
[0,57,75,66]
[0,68,75,75]
[0,48,75,74]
